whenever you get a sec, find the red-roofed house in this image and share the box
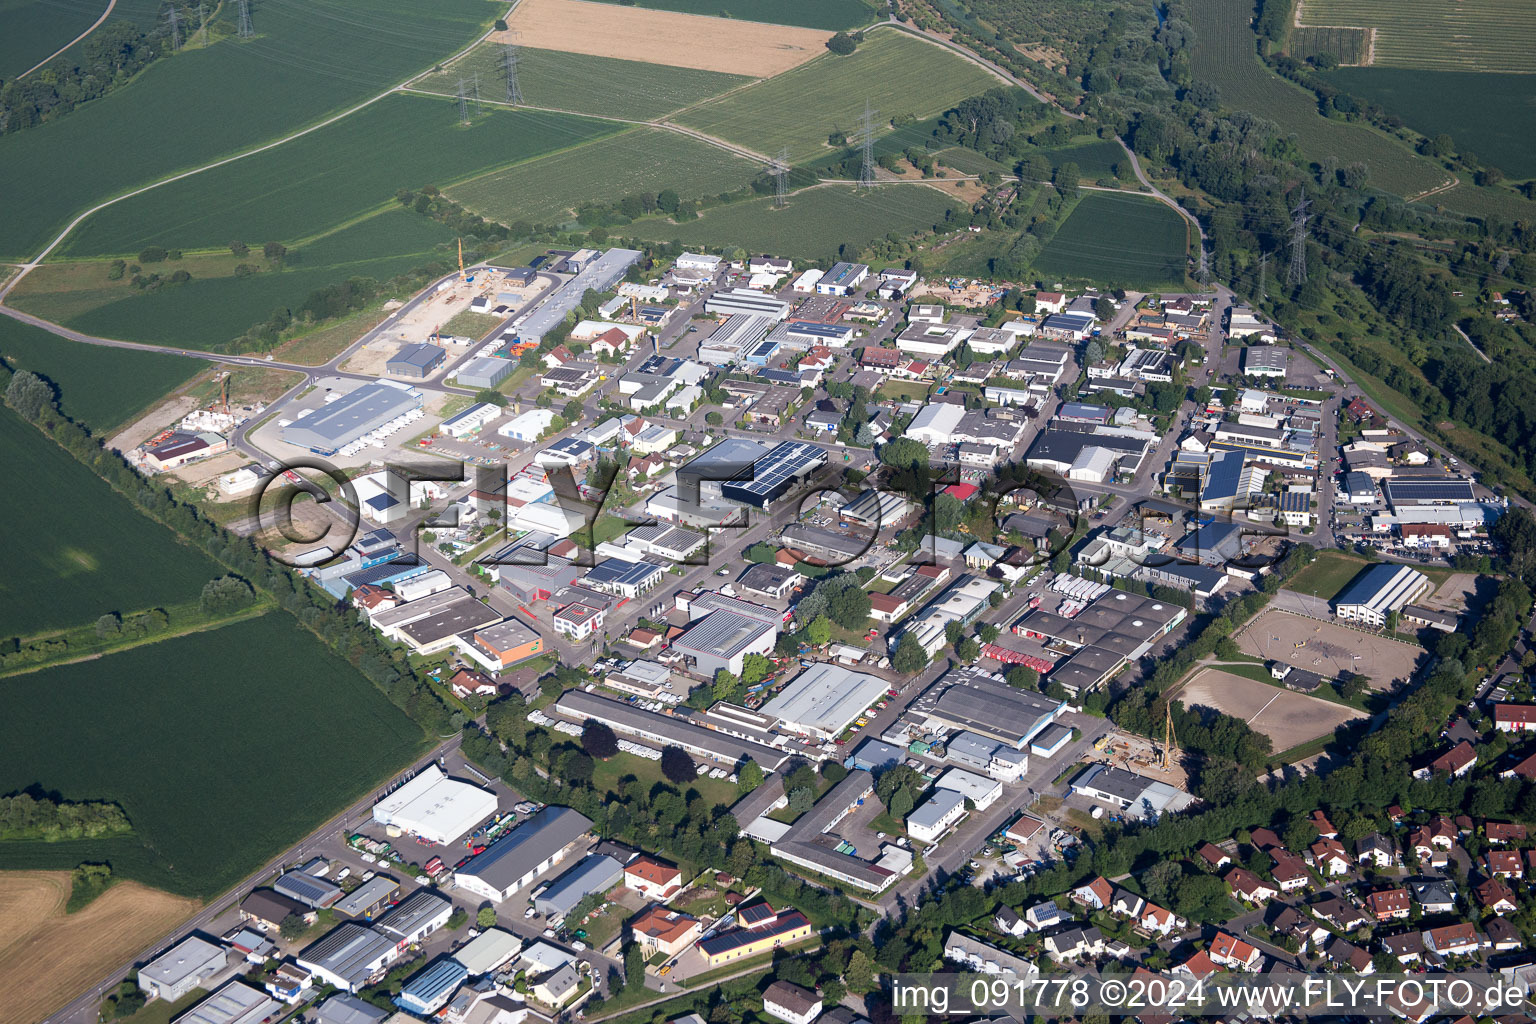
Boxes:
[945,483,979,502]
[629,904,701,958]
[1309,838,1352,876]
[1502,751,1536,780]
[448,668,499,699]
[1415,740,1477,779]
[1208,932,1263,971]
[860,347,903,373]
[1073,876,1113,910]
[1225,867,1278,904]
[1495,704,1536,733]
[1173,950,1219,978]
[1476,878,1519,915]
[1197,842,1231,870]
[1485,850,1525,879]
[1250,828,1283,851]
[352,584,401,618]
[590,328,634,358]
[1486,822,1528,844]
[1269,851,1311,892]
[1422,923,1481,957]
[1366,889,1411,921]
[1138,903,1183,936]
[543,344,575,368]
[624,856,683,900]
[1309,810,1338,839]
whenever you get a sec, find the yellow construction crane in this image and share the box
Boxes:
[458,238,465,280]
[1161,701,1179,773]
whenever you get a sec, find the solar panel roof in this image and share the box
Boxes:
[721,441,827,498]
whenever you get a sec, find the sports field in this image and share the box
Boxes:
[0,317,199,430]
[449,129,759,226]
[65,95,615,257]
[676,29,1000,162]
[623,183,961,259]
[15,211,458,353]
[0,870,200,1024]
[0,614,426,897]
[1281,549,1369,601]
[1326,68,1536,179]
[0,0,495,261]
[1177,668,1364,751]
[578,0,875,31]
[1188,0,1449,199]
[1033,192,1189,289]
[0,408,223,637]
[1235,609,1424,688]
[500,0,832,77]
[1298,0,1536,73]
[0,0,105,79]
[416,45,753,122]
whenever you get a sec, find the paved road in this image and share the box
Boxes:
[41,736,465,1024]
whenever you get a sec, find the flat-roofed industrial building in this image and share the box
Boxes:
[454,806,594,903]
[281,381,422,455]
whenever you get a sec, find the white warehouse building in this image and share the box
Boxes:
[370,764,498,845]
[759,663,891,740]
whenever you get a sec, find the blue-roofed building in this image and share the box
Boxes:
[815,261,869,296]
[1344,470,1378,503]
[719,441,828,510]
[1173,521,1244,567]
[387,343,446,379]
[1199,450,1247,511]
[582,558,665,599]
[532,854,624,919]
[1057,401,1110,425]
[1040,311,1096,341]
[744,338,781,368]
[1333,563,1430,627]
[846,738,905,772]
[395,958,469,1015]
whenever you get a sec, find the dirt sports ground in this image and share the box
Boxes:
[1177,668,1366,751]
[1235,609,1424,689]
[0,871,199,1024]
[498,0,832,76]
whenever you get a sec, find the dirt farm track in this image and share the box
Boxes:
[1176,668,1366,752]
[1235,609,1424,689]
[0,871,199,1024]
[498,0,833,76]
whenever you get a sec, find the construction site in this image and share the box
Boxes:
[1090,725,1190,792]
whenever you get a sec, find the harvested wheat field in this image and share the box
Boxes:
[1177,668,1364,752]
[0,871,199,1024]
[496,0,832,76]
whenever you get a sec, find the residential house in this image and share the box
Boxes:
[1486,917,1522,951]
[1310,810,1338,839]
[1024,902,1065,931]
[1269,851,1311,892]
[1197,843,1231,870]
[1072,876,1113,911]
[1311,894,1369,933]
[1356,833,1397,868]
[1422,923,1481,958]
[1309,838,1352,876]
[1208,932,1263,971]
[1366,889,1411,921]
[1380,931,1425,965]
[1411,880,1456,914]
[1043,924,1105,962]
[1485,850,1525,879]
[1324,937,1374,975]
[994,905,1029,937]
[1415,740,1477,779]
[623,856,682,900]
[629,905,702,959]
[1495,704,1536,733]
[1486,822,1529,844]
[1476,877,1519,915]
[1226,867,1278,904]
[762,981,823,1024]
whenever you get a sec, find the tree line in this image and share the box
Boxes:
[0,792,132,841]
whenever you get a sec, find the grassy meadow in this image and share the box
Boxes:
[0,0,496,261]
[14,210,459,352]
[416,45,753,122]
[1325,68,1536,179]
[0,408,223,637]
[1033,192,1189,288]
[449,128,759,226]
[623,183,961,259]
[1187,0,1449,198]
[65,95,616,257]
[676,29,999,163]
[0,0,105,78]
[0,316,200,430]
[0,614,426,897]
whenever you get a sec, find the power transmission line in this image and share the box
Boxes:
[165,5,181,50]
[1196,246,1210,285]
[858,100,877,189]
[1257,251,1268,302]
[472,71,481,117]
[456,77,469,124]
[772,147,789,209]
[1287,189,1311,289]
[236,0,252,39]
[501,42,522,105]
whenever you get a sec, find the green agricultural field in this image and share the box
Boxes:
[0,317,200,430]
[1029,139,1128,181]
[449,128,758,226]
[0,614,426,897]
[1300,0,1536,73]
[1426,182,1536,224]
[0,408,224,636]
[20,211,459,353]
[1188,0,1449,198]
[1283,550,1370,602]
[0,0,105,78]
[0,0,495,262]
[935,147,1010,176]
[1286,26,1367,66]
[415,45,752,122]
[1325,69,1536,179]
[1033,192,1189,289]
[676,29,999,163]
[623,183,961,259]
[66,95,615,257]
[578,0,875,30]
